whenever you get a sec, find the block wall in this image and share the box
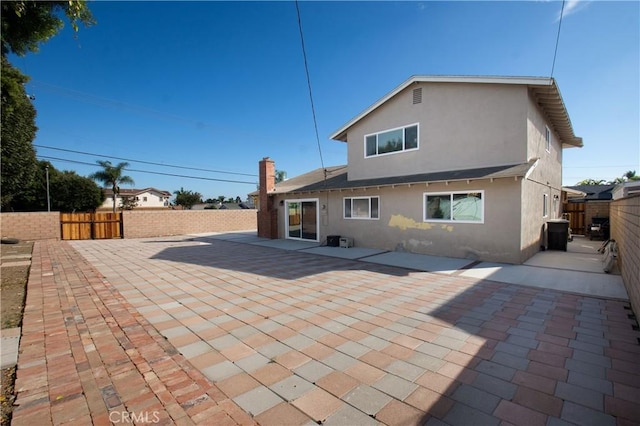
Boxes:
[610,195,640,317]
[0,212,61,240]
[123,210,257,238]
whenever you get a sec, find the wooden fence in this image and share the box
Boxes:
[562,202,585,235]
[60,212,123,240]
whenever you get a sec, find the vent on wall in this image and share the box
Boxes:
[412,87,422,104]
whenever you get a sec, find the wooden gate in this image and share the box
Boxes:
[60,212,123,240]
[562,202,585,235]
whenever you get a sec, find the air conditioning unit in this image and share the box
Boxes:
[339,237,353,248]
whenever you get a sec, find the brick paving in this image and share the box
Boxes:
[11,237,640,425]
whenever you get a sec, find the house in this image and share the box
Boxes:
[562,184,614,236]
[99,187,172,210]
[257,76,583,264]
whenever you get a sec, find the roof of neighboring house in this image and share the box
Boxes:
[563,185,615,201]
[265,161,537,195]
[102,187,172,197]
[329,75,583,149]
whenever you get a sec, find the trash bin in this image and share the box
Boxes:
[327,235,341,247]
[547,219,569,251]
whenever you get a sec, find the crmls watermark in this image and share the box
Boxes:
[109,411,161,424]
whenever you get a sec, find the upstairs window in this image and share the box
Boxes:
[545,126,551,153]
[365,124,418,157]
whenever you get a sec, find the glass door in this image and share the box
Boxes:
[286,199,318,241]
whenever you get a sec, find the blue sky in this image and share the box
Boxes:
[13,1,639,201]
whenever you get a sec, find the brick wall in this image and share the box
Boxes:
[123,209,256,239]
[1,210,256,241]
[1,212,61,240]
[610,195,640,317]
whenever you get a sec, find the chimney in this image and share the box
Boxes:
[257,157,278,238]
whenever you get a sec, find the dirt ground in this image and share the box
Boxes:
[1,240,33,426]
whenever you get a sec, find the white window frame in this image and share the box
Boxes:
[423,190,485,224]
[543,193,549,218]
[545,126,551,153]
[344,196,380,220]
[364,123,419,158]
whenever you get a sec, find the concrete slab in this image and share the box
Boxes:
[461,263,627,300]
[361,251,473,275]
[301,246,387,260]
[190,230,264,244]
[0,327,20,368]
[249,239,321,251]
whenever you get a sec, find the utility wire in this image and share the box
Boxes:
[37,156,258,185]
[295,0,325,174]
[34,144,257,177]
[550,0,566,81]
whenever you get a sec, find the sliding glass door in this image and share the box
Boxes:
[286,199,318,242]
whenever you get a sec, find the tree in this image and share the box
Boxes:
[575,178,606,185]
[174,187,202,210]
[89,160,135,213]
[1,57,38,210]
[611,170,639,183]
[119,196,138,210]
[1,1,95,57]
[1,1,94,211]
[50,170,104,212]
[216,195,226,204]
[275,170,287,183]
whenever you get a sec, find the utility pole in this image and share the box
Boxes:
[46,165,51,212]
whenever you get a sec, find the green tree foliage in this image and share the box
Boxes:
[1,1,95,56]
[119,195,138,210]
[575,178,606,185]
[89,161,135,212]
[275,170,287,183]
[1,57,38,210]
[50,169,104,212]
[576,171,640,186]
[1,1,94,210]
[174,187,202,210]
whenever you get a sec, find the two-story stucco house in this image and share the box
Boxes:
[257,76,583,264]
[99,187,172,210]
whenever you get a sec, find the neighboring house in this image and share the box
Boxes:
[562,184,614,235]
[612,181,640,200]
[257,76,583,264]
[99,187,172,210]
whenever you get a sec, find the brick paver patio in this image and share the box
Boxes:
[11,237,640,425]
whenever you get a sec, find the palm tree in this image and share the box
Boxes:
[89,160,135,212]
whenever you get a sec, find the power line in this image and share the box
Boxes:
[550,0,566,80]
[34,144,257,177]
[295,0,325,174]
[37,156,258,185]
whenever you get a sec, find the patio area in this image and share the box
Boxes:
[10,235,640,425]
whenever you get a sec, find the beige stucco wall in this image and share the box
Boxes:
[274,177,525,264]
[526,94,563,188]
[520,178,563,262]
[346,83,528,181]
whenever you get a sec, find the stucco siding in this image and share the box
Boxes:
[274,178,524,264]
[526,93,563,189]
[520,178,563,261]
[347,83,528,181]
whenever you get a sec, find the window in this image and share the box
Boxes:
[545,126,551,153]
[365,124,418,157]
[424,191,484,223]
[143,196,148,202]
[543,193,549,217]
[344,196,379,220]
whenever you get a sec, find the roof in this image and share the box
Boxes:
[329,75,583,149]
[563,185,614,201]
[103,187,172,197]
[268,161,537,195]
